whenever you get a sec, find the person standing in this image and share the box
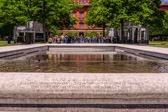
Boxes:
[7,36,11,44]
[57,36,61,44]
[65,35,68,43]
[48,36,53,44]
[53,35,57,43]
[61,34,65,43]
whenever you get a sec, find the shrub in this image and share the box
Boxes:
[85,31,90,37]
[89,31,99,37]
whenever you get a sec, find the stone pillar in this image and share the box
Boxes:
[33,32,36,43]
[13,30,17,44]
[137,28,141,44]
[137,28,139,43]
[129,29,132,43]
[127,31,130,43]
[24,32,26,42]
[143,30,146,42]
[145,28,149,44]
[132,28,135,43]
[139,30,142,44]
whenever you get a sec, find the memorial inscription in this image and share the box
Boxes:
[17,78,137,94]
[1,73,167,99]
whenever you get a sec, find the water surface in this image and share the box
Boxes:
[0,49,168,73]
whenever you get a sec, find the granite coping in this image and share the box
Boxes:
[1,108,168,112]
[48,44,168,55]
[0,44,168,55]
[0,44,47,53]
[0,73,168,99]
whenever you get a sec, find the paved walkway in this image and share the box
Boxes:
[0,44,168,110]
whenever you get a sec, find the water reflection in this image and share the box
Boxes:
[0,51,168,73]
[32,52,138,62]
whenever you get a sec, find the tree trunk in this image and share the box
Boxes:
[120,20,124,43]
[42,0,47,42]
[146,28,149,45]
[103,22,106,37]
[43,20,46,42]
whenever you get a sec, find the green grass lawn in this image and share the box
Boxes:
[0,40,14,44]
[148,41,168,48]
[36,41,47,44]
[149,41,168,44]
[0,44,16,47]
[0,40,15,47]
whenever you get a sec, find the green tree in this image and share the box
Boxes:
[85,31,90,37]
[65,32,78,37]
[65,32,73,36]
[73,32,78,37]
[101,31,107,37]
[85,0,108,37]
[89,31,99,37]
[86,0,167,42]
[148,11,168,39]
[0,0,78,41]
[0,0,29,37]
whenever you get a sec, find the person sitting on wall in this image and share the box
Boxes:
[48,37,53,44]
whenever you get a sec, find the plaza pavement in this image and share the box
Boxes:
[0,73,168,111]
[0,44,168,111]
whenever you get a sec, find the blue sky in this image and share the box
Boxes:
[162,0,168,4]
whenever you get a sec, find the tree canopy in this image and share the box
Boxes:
[84,31,99,37]
[0,0,78,40]
[85,0,168,39]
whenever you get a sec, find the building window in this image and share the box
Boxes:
[82,1,84,5]
[79,1,81,5]
[80,13,83,18]
[86,1,88,5]
[72,13,75,17]
[80,24,83,29]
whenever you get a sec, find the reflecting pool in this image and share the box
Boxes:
[0,49,168,73]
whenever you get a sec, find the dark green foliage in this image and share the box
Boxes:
[0,0,78,39]
[65,32,78,37]
[101,31,107,37]
[85,31,99,37]
[84,31,90,37]
[89,31,99,37]
[86,0,168,38]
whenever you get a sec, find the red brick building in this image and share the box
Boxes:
[160,2,168,11]
[59,0,103,36]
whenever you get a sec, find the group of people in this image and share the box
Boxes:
[48,35,114,44]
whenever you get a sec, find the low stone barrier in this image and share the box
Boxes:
[0,45,48,58]
[0,44,168,59]
[0,44,168,111]
[0,73,168,104]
